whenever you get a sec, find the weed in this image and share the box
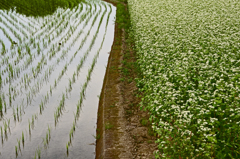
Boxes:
[120,77,125,82]
[93,134,100,140]
[125,110,132,115]
[140,118,148,126]
[105,123,113,130]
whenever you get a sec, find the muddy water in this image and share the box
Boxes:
[0,0,115,158]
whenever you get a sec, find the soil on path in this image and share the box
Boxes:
[96,0,158,158]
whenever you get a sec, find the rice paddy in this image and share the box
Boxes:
[0,0,115,158]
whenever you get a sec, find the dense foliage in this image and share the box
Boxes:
[0,0,84,16]
[128,0,240,158]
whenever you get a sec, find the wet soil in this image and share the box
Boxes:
[96,0,158,158]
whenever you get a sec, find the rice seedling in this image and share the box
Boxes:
[37,147,41,159]
[15,146,18,156]
[66,143,69,153]
[0,1,114,158]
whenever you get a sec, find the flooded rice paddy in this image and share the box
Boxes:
[0,0,115,158]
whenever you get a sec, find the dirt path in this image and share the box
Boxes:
[96,1,158,158]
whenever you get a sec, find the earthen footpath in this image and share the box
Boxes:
[96,0,158,158]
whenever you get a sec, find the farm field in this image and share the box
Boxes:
[0,0,115,158]
[128,0,240,158]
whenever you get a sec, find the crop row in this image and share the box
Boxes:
[0,0,113,158]
[128,0,240,158]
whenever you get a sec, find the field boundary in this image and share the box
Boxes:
[96,0,158,158]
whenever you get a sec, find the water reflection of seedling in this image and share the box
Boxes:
[37,43,40,55]
[15,146,18,157]
[73,122,75,131]
[9,64,13,79]
[1,127,3,138]
[37,147,41,158]
[9,93,12,106]
[0,96,2,114]
[16,106,19,118]
[4,121,8,134]
[50,86,52,95]
[54,94,65,124]
[0,74,2,87]
[17,139,20,150]
[32,115,34,125]
[22,131,24,143]
[72,72,76,83]
[48,125,51,137]
[69,79,72,91]
[13,108,16,121]
[28,120,31,133]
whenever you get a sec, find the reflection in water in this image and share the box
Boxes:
[0,0,115,158]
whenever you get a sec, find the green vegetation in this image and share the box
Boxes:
[105,122,113,130]
[128,0,240,158]
[0,0,115,157]
[0,0,85,17]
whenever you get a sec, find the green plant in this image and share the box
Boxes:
[129,0,240,157]
[105,123,113,130]
[140,118,148,126]
[66,143,69,153]
[93,134,100,140]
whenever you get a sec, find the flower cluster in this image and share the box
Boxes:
[128,0,240,158]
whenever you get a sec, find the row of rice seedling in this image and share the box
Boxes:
[1,3,88,117]
[0,11,29,38]
[0,16,23,43]
[0,0,115,158]
[0,3,84,71]
[32,125,51,159]
[128,0,240,158]
[0,4,89,91]
[13,0,98,124]
[9,12,37,33]
[0,26,13,43]
[51,2,107,122]
[0,39,5,55]
[66,6,111,152]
